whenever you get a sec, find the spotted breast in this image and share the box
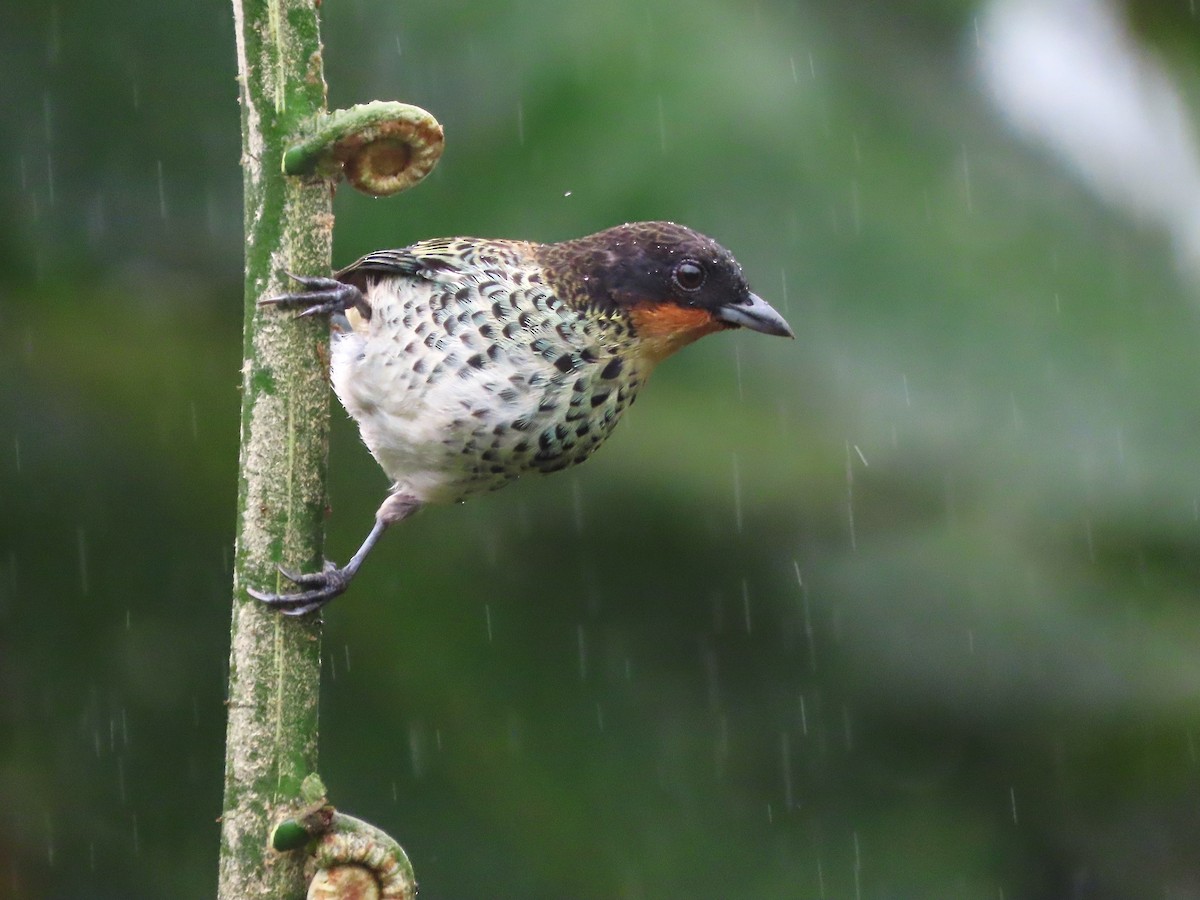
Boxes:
[331,238,646,506]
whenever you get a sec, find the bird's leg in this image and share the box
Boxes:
[248,492,424,616]
[258,272,366,319]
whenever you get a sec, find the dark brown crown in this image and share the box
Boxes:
[534,221,757,318]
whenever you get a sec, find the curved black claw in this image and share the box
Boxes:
[247,561,354,617]
[258,273,362,319]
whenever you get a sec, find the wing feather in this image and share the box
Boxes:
[336,239,484,290]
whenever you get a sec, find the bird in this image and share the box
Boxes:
[249,220,793,615]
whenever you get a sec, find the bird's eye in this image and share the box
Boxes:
[672,260,706,292]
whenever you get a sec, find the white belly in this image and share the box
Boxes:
[329,275,643,505]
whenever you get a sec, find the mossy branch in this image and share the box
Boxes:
[221,0,331,895]
[222,1,441,897]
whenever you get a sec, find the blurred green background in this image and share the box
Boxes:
[5,0,1200,896]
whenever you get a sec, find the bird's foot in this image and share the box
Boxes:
[247,560,355,616]
[259,273,362,319]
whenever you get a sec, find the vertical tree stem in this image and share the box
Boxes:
[221,0,331,896]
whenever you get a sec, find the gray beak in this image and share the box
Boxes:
[716,293,794,338]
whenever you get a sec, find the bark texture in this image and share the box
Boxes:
[221,0,331,895]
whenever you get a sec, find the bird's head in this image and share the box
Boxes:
[537,221,793,362]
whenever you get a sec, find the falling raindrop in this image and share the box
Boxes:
[702,645,720,711]
[576,623,587,680]
[710,591,724,633]
[45,154,55,209]
[484,603,493,643]
[1009,786,1019,825]
[571,478,584,533]
[849,178,861,235]
[844,441,857,552]
[852,830,862,900]
[156,160,168,220]
[715,713,729,774]
[481,527,500,569]
[5,550,16,604]
[206,189,220,239]
[780,731,793,809]
[47,5,61,63]
[408,722,425,777]
[656,95,667,154]
[506,713,522,755]
[43,92,54,207]
[733,343,744,402]
[731,453,743,533]
[76,527,88,594]
[741,579,751,634]
[961,145,974,214]
[85,192,106,247]
[794,561,816,672]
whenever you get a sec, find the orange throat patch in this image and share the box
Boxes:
[628,302,730,362]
